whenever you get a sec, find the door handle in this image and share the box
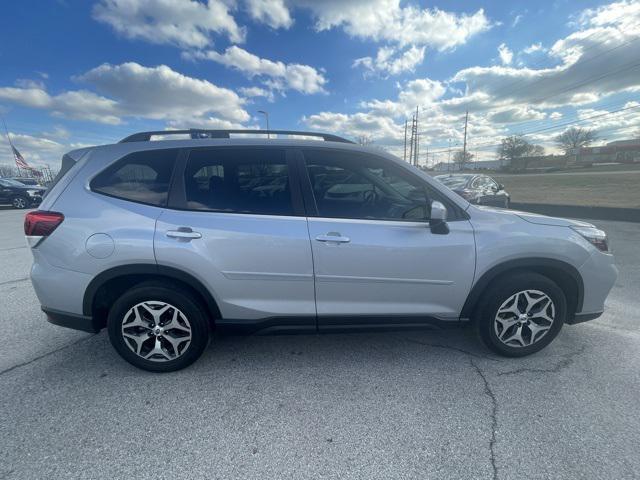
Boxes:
[315,232,350,243]
[166,228,202,240]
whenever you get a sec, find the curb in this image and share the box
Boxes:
[510,202,640,223]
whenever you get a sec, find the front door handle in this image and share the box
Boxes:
[166,227,202,240]
[315,232,350,243]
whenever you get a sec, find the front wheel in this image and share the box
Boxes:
[475,273,566,357]
[107,282,210,372]
[12,196,28,209]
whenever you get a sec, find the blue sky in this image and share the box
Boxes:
[1,0,639,168]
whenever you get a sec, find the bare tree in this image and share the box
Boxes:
[356,135,374,146]
[452,150,474,169]
[554,127,597,154]
[0,164,16,177]
[497,135,543,172]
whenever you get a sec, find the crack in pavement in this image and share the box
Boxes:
[399,336,587,480]
[400,336,506,362]
[0,245,27,252]
[470,359,499,480]
[0,277,30,287]
[496,344,587,376]
[0,334,97,377]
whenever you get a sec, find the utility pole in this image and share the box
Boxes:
[414,106,419,166]
[403,120,408,162]
[462,110,469,164]
[257,110,270,138]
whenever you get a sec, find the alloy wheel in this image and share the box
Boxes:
[13,197,27,209]
[493,289,555,348]
[121,301,192,362]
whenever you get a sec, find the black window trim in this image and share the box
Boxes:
[166,145,306,217]
[89,148,182,208]
[295,147,469,222]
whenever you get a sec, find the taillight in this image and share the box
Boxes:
[24,211,64,246]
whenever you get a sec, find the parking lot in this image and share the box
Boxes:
[1,208,639,480]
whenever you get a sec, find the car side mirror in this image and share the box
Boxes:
[497,183,504,190]
[429,201,449,234]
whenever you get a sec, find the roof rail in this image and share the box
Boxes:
[119,129,354,144]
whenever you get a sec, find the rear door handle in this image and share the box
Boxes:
[166,228,202,240]
[315,232,350,243]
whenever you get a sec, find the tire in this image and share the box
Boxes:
[503,198,510,209]
[12,196,28,209]
[475,272,566,357]
[107,281,210,372]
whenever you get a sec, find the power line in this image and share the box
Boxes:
[426,103,640,154]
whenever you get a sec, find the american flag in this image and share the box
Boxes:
[12,145,33,170]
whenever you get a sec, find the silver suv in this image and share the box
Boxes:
[27,129,618,372]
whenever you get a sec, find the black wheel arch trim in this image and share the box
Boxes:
[460,257,584,320]
[83,264,221,319]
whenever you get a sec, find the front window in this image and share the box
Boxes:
[303,149,429,221]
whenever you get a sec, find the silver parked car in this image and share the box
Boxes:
[27,129,617,371]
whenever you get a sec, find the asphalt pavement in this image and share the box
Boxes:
[1,208,639,480]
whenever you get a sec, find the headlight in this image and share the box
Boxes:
[570,226,609,252]
[26,189,40,197]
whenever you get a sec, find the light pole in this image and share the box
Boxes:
[257,110,270,138]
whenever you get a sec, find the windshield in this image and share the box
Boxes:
[435,175,472,189]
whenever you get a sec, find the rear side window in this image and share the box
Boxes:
[91,149,178,206]
[183,148,293,216]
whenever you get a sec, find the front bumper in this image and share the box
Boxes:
[575,250,618,320]
[43,308,100,333]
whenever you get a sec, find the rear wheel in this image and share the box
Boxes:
[107,282,210,372]
[475,273,566,357]
[12,196,28,209]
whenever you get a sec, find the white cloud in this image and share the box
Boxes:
[245,0,292,29]
[188,46,327,94]
[498,43,513,65]
[300,1,640,156]
[15,78,46,90]
[290,1,492,50]
[523,42,544,54]
[303,111,404,145]
[0,62,249,127]
[238,86,275,102]
[0,86,122,124]
[452,2,640,111]
[353,45,425,76]
[78,62,249,123]
[512,14,524,27]
[487,106,546,123]
[93,0,245,47]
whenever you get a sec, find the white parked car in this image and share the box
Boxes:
[26,129,617,371]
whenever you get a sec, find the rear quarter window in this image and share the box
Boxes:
[91,149,178,206]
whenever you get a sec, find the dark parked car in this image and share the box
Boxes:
[6,177,42,187]
[0,178,46,209]
[435,174,510,208]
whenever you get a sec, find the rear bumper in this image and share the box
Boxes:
[43,308,100,333]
